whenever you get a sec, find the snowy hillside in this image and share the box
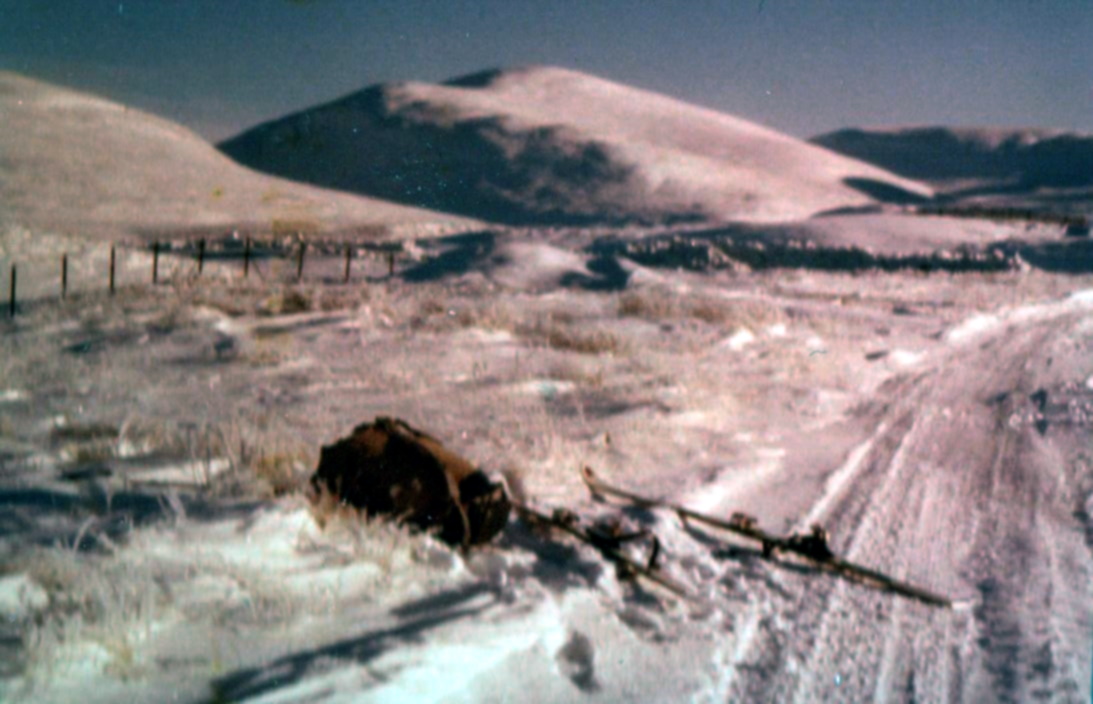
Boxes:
[219,66,932,226]
[813,126,1093,197]
[0,71,480,243]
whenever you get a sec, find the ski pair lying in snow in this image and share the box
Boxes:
[519,466,956,608]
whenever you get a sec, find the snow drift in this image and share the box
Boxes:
[218,66,931,226]
[0,71,479,242]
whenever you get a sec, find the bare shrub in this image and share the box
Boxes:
[251,446,314,498]
[20,549,166,684]
[418,297,448,316]
[260,288,311,316]
[619,288,784,329]
[201,413,315,497]
[618,289,678,319]
[0,413,14,439]
[50,419,119,465]
[409,296,451,331]
[187,285,255,317]
[244,333,292,367]
[547,360,606,387]
[514,312,624,356]
[543,326,622,355]
[316,286,369,312]
[116,419,180,458]
[453,300,519,332]
[545,308,577,325]
[687,298,731,324]
[685,297,781,327]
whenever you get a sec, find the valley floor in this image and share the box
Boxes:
[1,225,1092,703]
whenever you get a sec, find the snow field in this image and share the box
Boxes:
[1,228,1091,702]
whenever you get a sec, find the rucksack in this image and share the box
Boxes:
[309,417,511,547]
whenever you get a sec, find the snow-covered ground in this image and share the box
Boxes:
[2,219,1092,703]
[2,65,1092,704]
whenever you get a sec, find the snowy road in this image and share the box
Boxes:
[706,294,1093,702]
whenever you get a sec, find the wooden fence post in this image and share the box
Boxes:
[197,239,206,275]
[8,263,14,318]
[343,245,352,283]
[152,241,160,284]
[109,245,116,295]
[61,254,68,299]
[243,238,251,278]
[296,242,306,281]
[387,250,395,276]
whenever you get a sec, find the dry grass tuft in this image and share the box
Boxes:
[259,288,311,316]
[455,300,519,331]
[303,488,462,574]
[547,360,606,387]
[251,446,314,497]
[541,325,623,355]
[316,286,370,312]
[618,288,785,330]
[617,289,678,319]
[197,413,316,496]
[19,549,167,684]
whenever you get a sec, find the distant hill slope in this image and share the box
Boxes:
[812,126,1093,191]
[0,71,478,243]
[219,66,931,226]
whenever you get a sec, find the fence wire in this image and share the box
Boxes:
[2,233,405,317]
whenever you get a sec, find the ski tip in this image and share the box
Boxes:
[946,597,977,612]
[581,466,606,500]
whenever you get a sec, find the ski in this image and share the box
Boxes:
[580,466,954,608]
[513,501,692,599]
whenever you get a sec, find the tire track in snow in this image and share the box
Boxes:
[720,299,1093,702]
[697,415,887,699]
[795,420,890,532]
[718,406,923,702]
[775,406,933,703]
[962,412,1093,702]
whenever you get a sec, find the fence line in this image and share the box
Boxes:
[4,238,405,318]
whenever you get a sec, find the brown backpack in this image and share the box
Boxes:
[309,417,510,547]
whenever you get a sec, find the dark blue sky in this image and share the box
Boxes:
[2,1,1089,141]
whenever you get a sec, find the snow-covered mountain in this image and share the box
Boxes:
[219,66,931,226]
[812,125,1093,191]
[0,71,479,242]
